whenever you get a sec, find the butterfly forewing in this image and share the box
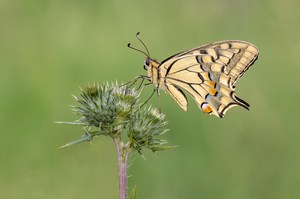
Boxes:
[156,40,259,118]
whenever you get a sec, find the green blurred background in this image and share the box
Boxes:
[1,0,300,198]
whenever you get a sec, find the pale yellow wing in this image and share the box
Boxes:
[159,40,259,118]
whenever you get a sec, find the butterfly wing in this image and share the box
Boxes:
[158,40,259,118]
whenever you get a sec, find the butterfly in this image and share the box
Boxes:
[128,32,259,118]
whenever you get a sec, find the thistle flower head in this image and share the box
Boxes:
[73,83,138,131]
[58,82,173,154]
[128,107,169,153]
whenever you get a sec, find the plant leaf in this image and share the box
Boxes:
[58,132,92,149]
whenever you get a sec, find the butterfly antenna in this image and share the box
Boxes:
[136,32,150,57]
[127,43,149,58]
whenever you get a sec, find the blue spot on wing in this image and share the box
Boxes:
[205,94,212,101]
[209,72,215,81]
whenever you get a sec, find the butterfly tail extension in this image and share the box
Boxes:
[216,93,250,117]
[232,94,250,110]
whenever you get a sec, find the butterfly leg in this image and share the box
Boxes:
[122,75,149,88]
[137,82,155,96]
[136,78,146,90]
[139,89,157,109]
[156,88,162,113]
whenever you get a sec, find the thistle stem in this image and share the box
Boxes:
[114,137,129,199]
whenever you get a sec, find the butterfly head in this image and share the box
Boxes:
[128,32,160,85]
[144,58,159,70]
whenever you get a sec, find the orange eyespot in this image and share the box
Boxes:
[201,103,212,113]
